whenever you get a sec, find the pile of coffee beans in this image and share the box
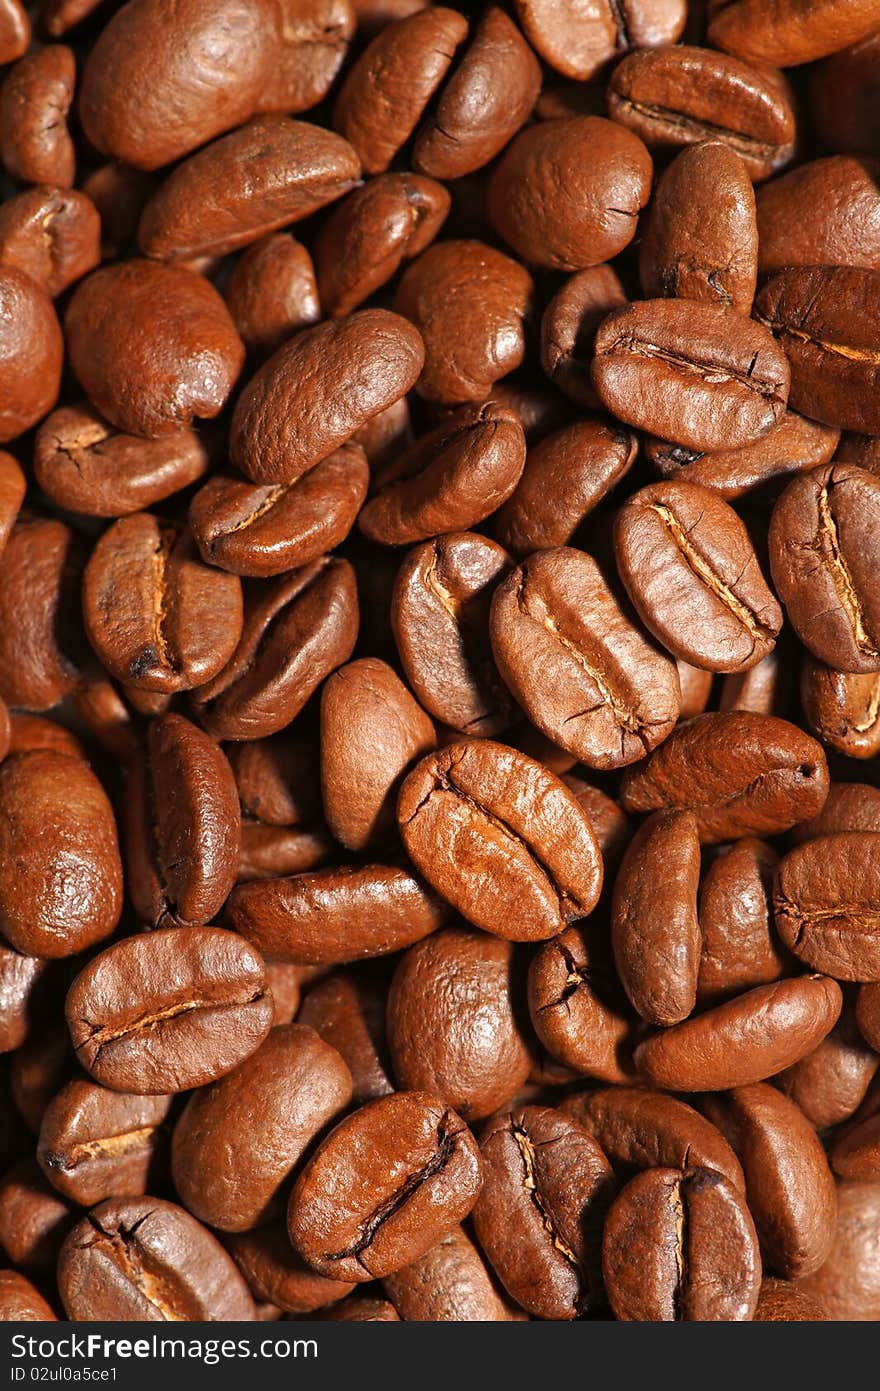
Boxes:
[2,0,880,1326]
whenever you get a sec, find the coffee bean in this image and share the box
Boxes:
[800,658,880,757]
[37,1079,172,1207]
[227,1223,355,1315]
[795,1181,880,1320]
[0,1269,56,1320]
[707,0,880,67]
[646,411,840,500]
[755,1278,828,1321]
[225,234,320,360]
[527,927,637,1084]
[513,0,686,81]
[0,268,62,442]
[777,997,879,1130]
[0,187,99,298]
[697,839,786,1004]
[297,966,395,1103]
[1,46,75,186]
[0,1158,71,1274]
[383,1225,514,1321]
[540,266,628,408]
[774,832,880,981]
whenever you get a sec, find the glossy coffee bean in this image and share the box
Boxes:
[0,267,62,442]
[539,266,627,408]
[0,1158,71,1274]
[0,1269,56,1321]
[527,927,637,1084]
[37,1079,172,1207]
[647,412,840,500]
[801,659,880,758]
[0,46,75,187]
[795,1181,880,1320]
[697,839,786,1004]
[383,1225,513,1321]
[513,0,686,81]
[0,186,99,298]
[225,234,320,360]
[774,833,880,981]
[297,966,394,1103]
[707,0,880,67]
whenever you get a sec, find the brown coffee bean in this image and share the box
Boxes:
[391,532,515,736]
[698,839,786,1005]
[360,401,526,544]
[790,783,880,846]
[0,267,63,443]
[1,46,75,186]
[612,809,701,1026]
[496,419,637,556]
[353,396,412,467]
[801,659,880,758]
[756,268,880,435]
[255,0,354,116]
[10,1020,75,1135]
[619,711,829,843]
[288,1091,482,1280]
[229,1223,354,1314]
[0,515,86,711]
[647,411,840,501]
[614,479,782,672]
[297,966,394,1102]
[0,1269,56,1320]
[231,309,424,486]
[635,976,843,1091]
[36,403,210,518]
[192,558,358,740]
[602,1166,760,1320]
[488,117,652,271]
[37,1079,172,1207]
[561,776,632,872]
[79,0,279,171]
[65,927,273,1095]
[593,300,789,452]
[0,0,27,63]
[0,186,99,298]
[769,463,880,673]
[0,452,24,557]
[720,644,792,716]
[230,730,322,828]
[412,7,541,180]
[707,0,880,67]
[472,1104,612,1320]
[490,548,680,769]
[80,162,158,260]
[0,1158,71,1274]
[398,741,603,941]
[0,943,53,1053]
[0,750,122,958]
[237,823,334,882]
[777,995,879,1131]
[383,1225,513,1321]
[607,46,795,181]
[83,514,243,694]
[795,1181,880,1319]
[227,862,448,964]
[190,445,368,578]
[755,1278,828,1321]
[66,260,244,438]
[528,927,637,1084]
[225,235,320,360]
[58,1196,255,1320]
[316,173,449,318]
[513,0,686,80]
[387,927,531,1121]
[540,266,628,408]
[333,8,469,174]
[830,1110,880,1182]
[321,658,435,853]
[172,1023,352,1232]
[808,31,880,154]
[774,832,880,981]
[639,141,757,314]
[757,156,880,279]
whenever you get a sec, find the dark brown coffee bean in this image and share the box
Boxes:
[225,234,320,361]
[288,1091,482,1280]
[495,419,637,556]
[231,309,424,486]
[646,411,840,500]
[602,1166,760,1320]
[755,1278,828,1321]
[0,514,84,711]
[795,1181,880,1320]
[172,1023,352,1232]
[801,659,880,758]
[0,1158,71,1274]
[0,186,99,297]
[593,300,790,452]
[488,117,652,271]
[0,1269,56,1320]
[791,784,880,845]
[528,927,637,1084]
[561,776,632,872]
[254,0,354,116]
[607,46,795,181]
[333,8,469,174]
[639,141,757,314]
[391,532,515,736]
[81,162,159,260]
[230,730,322,828]
[0,943,53,1053]
[37,1079,172,1207]
[0,452,24,557]
[65,927,273,1095]
[1,46,75,186]
[227,863,448,964]
[774,833,880,981]
[66,260,244,439]
[297,966,394,1102]
[383,1225,513,1321]
[321,658,435,853]
[191,558,358,741]
[387,927,531,1121]
[35,402,210,518]
[228,1223,354,1314]
[83,514,243,694]
[513,0,686,80]
[472,1104,612,1320]
[769,463,880,674]
[720,645,791,716]
[0,267,63,442]
[635,976,843,1091]
[58,1196,255,1320]
[698,839,786,1004]
[707,0,880,66]
[808,31,880,154]
[398,740,603,941]
[540,266,628,408]
[619,711,829,843]
[237,822,334,883]
[777,996,879,1131]
[756,268,880,435]
[829,1110,880,1182]
[757,156,880,279]
[490,547,680,769]
[10,1020,75,1135]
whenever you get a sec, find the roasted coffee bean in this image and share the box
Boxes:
[237,822,334,882]
[0,1269,56,1320]
[320,658,435,852]
[36,403,210,519]
[539,266,628,408]
[225,234,320,360]
[829,1110,880,1182]
[769,463,880,673]
[0,1158,71,1273]
[190,444,369,578]
[774,833,880,981]
[0,0,27,64]
[10,1020,75,1135]
[697,839,786,1004]
[387,927,531,1121]
[755,1278,827,1321]
[791,782,880,845]
[619,711,829,842]
[593,300,790,453]
[0,514,84,710]
[795,1181,880,1320]
[472,1104,612,1319]
[81,161,158,260]
[229,1223,354,1314]
[297,967,394,1102]
[0,943,52,1053]
[857,984,880,1053]
[0,46,75,187]
[228,862,448,964]
[0,451,24,556]
[58,1196,255,1321]
[398,740,603,940]
[602,1166,760,1320]
[0,267,62,442]
[607,46,795,181]
[612,809,701,1026]
[645,411,839,499]
[808,31,880,154]
[800,659,880,758]
[514,0,685,80]
[614,479,782,672]
[720,645,791,716]
[255,0,354,116]
[756,156,880,277]
[0,187,99,298]
[527,927,637,1084]
[756,268,880,435]
[229,731,322,828]
[706,0,880,67]
[383,1225,513,1321]
[490,547,679,768]
[561,776,631,871]
[65,927,273,1095]
[231,309,424,486]
[172,1023,352,1232]
[83,514,243,694]
[391,531,515,736]
[0,751,122,959]
[635,975,843,1091]
[777,997,879,1131]
[639,141,757,314]
[37,1080,172,1207]
[488,117,653,271]
[191,558,358,741]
